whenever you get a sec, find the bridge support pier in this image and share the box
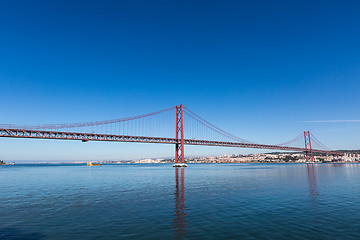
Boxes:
[174,104,187,167]
[173,163,187,167]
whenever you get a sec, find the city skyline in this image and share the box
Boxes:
[1,1,360,161]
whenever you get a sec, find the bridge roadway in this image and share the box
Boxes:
[0,128,341,155]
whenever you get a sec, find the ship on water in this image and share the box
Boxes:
[87,161,102,166]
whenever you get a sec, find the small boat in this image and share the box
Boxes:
[87,161,102,166]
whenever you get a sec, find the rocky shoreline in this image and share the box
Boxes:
[0,160,10,165]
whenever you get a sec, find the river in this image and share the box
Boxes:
[0,163,359,239]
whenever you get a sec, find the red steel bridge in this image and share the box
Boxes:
[0,105,342,164]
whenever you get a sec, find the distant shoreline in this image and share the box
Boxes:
[1,161,359,165]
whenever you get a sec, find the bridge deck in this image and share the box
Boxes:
[0,128,341,155]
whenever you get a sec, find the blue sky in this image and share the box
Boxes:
[1,0,359,161]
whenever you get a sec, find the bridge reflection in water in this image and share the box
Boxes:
[307,164,318,200]
[173,168,187,239]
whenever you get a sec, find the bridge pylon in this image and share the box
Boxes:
[304,131,314,163]
[174,104,187,167]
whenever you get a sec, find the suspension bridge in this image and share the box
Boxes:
[0,105,342,166]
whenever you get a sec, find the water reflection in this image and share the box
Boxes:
[306,164,318,200]
[173,168,186,239]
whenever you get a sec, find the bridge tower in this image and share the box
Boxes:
[174,104,187,167]
[304,131,314,163]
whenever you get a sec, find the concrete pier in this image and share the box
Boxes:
[173,163,187,168]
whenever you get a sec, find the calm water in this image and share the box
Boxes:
[1,163,359,239]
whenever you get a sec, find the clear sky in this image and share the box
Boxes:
[1,0,359,162]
